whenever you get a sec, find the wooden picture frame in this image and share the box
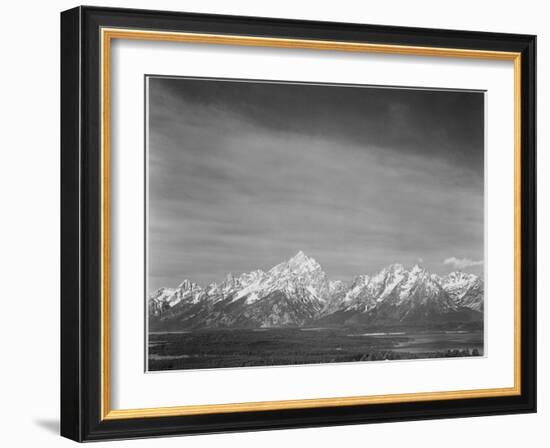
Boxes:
[61,6,536,441]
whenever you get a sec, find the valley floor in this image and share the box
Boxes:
[147,326,484,371]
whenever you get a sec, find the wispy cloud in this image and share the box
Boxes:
[443,257,484,269]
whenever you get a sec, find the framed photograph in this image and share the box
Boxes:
[60,6,536,441]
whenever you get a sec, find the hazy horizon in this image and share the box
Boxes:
[147,77,484,292]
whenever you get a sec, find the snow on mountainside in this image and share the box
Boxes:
[441,271,484,312]
[149,252,484,330]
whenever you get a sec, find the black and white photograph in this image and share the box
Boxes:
[146,76,485,371]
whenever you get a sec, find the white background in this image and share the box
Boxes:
[0,0,547,447]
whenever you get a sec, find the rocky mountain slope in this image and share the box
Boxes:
[149,252,483,331]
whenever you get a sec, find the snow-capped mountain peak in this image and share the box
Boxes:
[410,264,426,275]
[443,271,477,286]
[270,251,322,276]
[149,255,484,330]
[442,271,483,311]
[289,250,309,264]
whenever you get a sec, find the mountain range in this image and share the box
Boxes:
[149,251,483,331]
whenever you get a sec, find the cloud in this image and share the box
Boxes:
[443,257,484,269]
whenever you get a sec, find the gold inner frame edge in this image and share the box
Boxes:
[100,27,522,420]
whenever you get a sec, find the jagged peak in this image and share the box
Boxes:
[387,263,406,272]
[149,286,174,300]
[410,264,427,276]
[293,250,307,259]
[444,271,478,282]
[282,250,322,272]
[177,279,200,290]
[351,274,370,288]
[237,269,265,281]
[371,263,405,281]
[288,250,313,265]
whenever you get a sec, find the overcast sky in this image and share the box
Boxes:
[147,76,484,292]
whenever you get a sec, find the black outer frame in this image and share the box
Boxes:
[60,5,536,442]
